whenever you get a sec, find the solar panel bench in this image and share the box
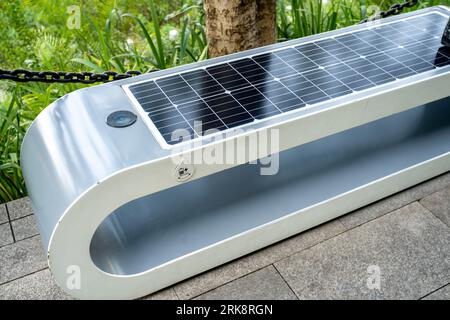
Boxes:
[21,6,450,299]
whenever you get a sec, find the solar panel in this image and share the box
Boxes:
[126,12,450,146]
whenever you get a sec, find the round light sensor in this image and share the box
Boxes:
[107,110,137,128]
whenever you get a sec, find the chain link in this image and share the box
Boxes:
[0,68,143,84]
[359,0,419,23]
[0,0,420,84]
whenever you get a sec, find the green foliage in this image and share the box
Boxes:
[0,0,207,203]
[0,88,26,201]
[0,0,449,203]
[277,0,450,40]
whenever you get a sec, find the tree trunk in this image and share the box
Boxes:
[204,0,276,58]
[255,0,277,47]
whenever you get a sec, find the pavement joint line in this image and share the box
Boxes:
[272,263,300,300]
[332,200,450,243]
[9,213,34,222]
[173,288,181,300]
[416,201,450,231]
[338,200,426,233]
[419,282,450,300]
[0,267,49,287]
[185,265,274,300]
[0,234,41,250]
[418,198,450,229]
[4,203,16,243]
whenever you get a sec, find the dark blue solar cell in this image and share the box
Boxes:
[302,91,329,104]
[196,121,227,136]
[407,61,436,73]
[368,53,401,68]
[181,69,224,98]
[325,64,358,79]
[343,77,375,91]
[315,39,360,61]
[206,64,249,91]
[158,121,192,138]
[155,75,199,104]
[130,82,173,114]
[252,53,297,78]
[295,43,321,54]
[183,104,217,122]
[303,69,341,87]
[279,75,313,93]
[176,101,226,135]
[231,87,281,119]
[335,34,381,56]
[149,107,183,124]
[275,48,318,72]
[323,85,353,98]
[366,72,396,85]
[389,67,416,79]
[255,81,306,111]
[140,97,172,113]
[130,81,161,98]
[229,58,273,84]
[310,52,341,67]
[203,94,254,127]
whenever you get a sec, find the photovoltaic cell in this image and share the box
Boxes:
[127,12,450,145]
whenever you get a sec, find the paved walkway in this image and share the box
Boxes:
[1,172,450,300]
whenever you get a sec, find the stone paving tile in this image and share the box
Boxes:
[174,219,345,300]
[142,288,179,300]
[11,215,39,241]
[422,284,450,300]
[0,223,14,247]
[339,172,450,229]
[0,236,47,285]
[0,204,7,224]
[195,266,297,300]
[7,197,33,221]
[275,202,450,300]
[420,186,450,228]
[0,269,70,300]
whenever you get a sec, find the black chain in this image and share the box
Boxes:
[0,0,420,84]
[0,68,142,84]
[359,0,419,23]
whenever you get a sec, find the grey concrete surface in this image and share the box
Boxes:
[274,202,450,300]
[0,205,7,225]
[173,219,345,300]
[11,215,39,241]
[195,266,297,300]
[420,186,450,227]
[0,269,70,300]
[6,198,33,221]
[422,285,450,300]
[0,236,47,285]
[0,223,13,247]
